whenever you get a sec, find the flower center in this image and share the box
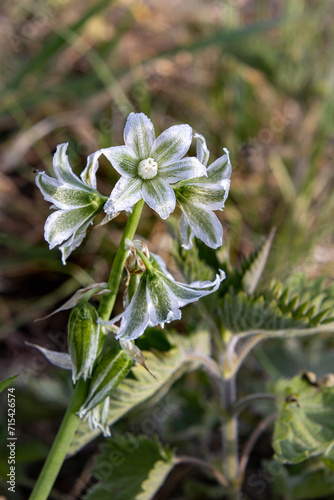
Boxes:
[137,158,158,180]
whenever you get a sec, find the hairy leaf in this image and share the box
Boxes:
[84,434,174,500]
[272,375,334,464]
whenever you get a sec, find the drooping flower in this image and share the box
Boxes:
[35,143,107,264]
[173,133,232,250]
[102,113,207,220]
[99,246,225,341]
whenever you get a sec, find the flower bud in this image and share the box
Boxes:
[68,302,100,383]
[79,347,132,416]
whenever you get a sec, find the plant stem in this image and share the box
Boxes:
[29,379,87,500]
[29,200,145,500]
[221,376,240,499]
[98,199,145,321]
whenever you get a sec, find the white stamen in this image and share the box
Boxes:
[138,158,158,180]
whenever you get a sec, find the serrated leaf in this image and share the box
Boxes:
[84,434,174,500]
[0,375,17,393]
[219,289,334,338]
[69,329,210,456]
[272,375,334,464]
[220,229,275,295]
[242,228,275,294]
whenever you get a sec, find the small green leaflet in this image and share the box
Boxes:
[84,434,174,500]
[272,374,334,464]
[0,375,17,393]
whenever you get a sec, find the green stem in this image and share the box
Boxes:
[98,199,145,321]
[29,199,145,500]
[29,379,87,500]
[221,376,240,499]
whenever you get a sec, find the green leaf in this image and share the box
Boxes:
[272,374,334,464]
[264,458,334,500]
[0,375,17,393]
[219,286,334,337]
[220,229,275,296]
[69,329,210,456]
[84,434,174,500]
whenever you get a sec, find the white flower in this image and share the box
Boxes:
[36,143,107,264]
[102,112,207,220]
[99,251,225,341]
[174,133,232,250]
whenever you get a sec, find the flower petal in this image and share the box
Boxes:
[80,150,103,189]
[178,201,224,249]
[207,148,232,183]
[52,143,84,188]
[44,206,96,250]
[124,112,156,160]
[162,270,225,306]
[175,182,230,211]
[194,133,210,167]
[26,342,72,370]
[36,172,95,209]
[150,252,175,281]
[179,213,194,250]
[150,124,192,167]
[104,177,143,215]
[116,274,149,341]
[102,145,138,177]
[146,273,181,325]
[158,157,207,183]
[59,217,94,265]
[142,178,176,220]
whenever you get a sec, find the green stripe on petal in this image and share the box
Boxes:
[142,178,176,220]
[59,215,96,265]
[194,133,210,167]
[80,150,103,189]
[124,112,156,160]
[175,183,228,211]
[116,274,149,341]
[178,200,224,249]
[146,273,181,325]
[45,206,97,249]
[104,177,143,215]
[207,149,232,183]
[150,124,192,167]
[102,145,138,177]
[179,213,194,250]
[158,157,206,183]
[52,143,84,188]
[161,270,225,306]
[36,173,97,209]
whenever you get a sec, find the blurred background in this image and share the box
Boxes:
[0,0,334,498]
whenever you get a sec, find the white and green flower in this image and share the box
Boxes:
[102,112,207,220]
[35,143,107,264]
[174,133,232,250]
[99,249,225,341]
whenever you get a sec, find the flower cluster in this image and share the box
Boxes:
[36,113,231,262]
[34,113,232,430]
